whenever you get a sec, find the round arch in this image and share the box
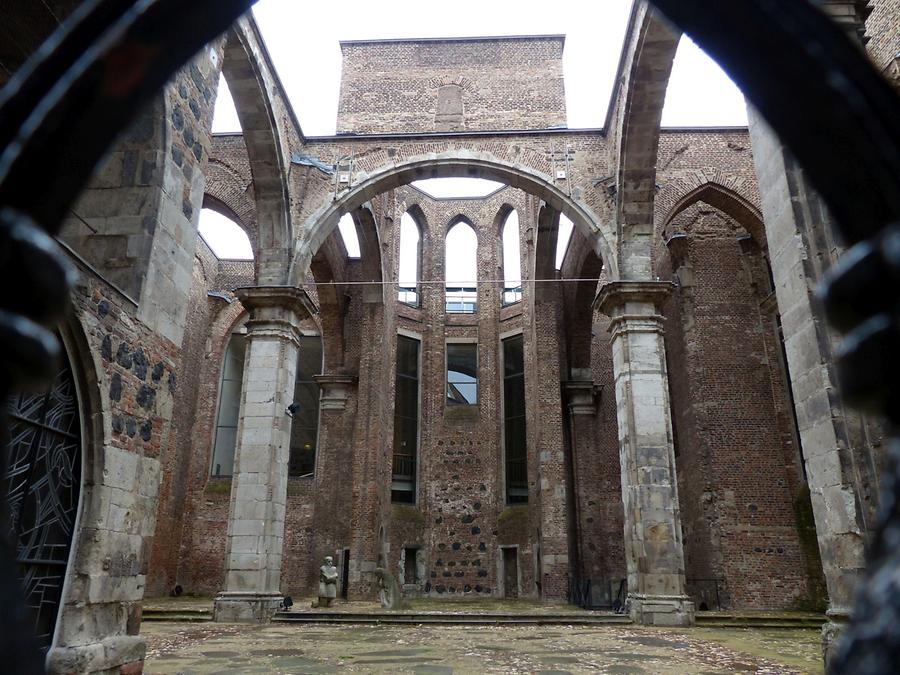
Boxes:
[291,155,616,285]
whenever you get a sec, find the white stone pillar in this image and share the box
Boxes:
[213,286,316,622]
[595,280,694,626]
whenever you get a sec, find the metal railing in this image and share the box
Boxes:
[569,577,628,612]
[392,453,416,480]
[398,286,419,307]
[502,285,523,306]
[445,287,477,313]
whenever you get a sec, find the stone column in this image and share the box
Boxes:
[595,281,694,626]
[214,286,316,622]
[562,378,602,579]
[749,109,878,659]
[308,373,357,590]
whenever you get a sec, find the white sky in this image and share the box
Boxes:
[213,0,747,134]
[204,0,747,267]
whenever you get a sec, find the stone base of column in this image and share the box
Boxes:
[213,592,282,623]
[629,594,695,626]
[46,636,146,674]
[822,609,849,667]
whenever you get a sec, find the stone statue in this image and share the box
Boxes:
[373,567,408,610]
[314,555,338,608]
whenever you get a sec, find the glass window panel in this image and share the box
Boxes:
[290,335,322,477]
[447,343,477,378]
[503,335,524,376]
[397,377,418,414]
[223,335,246,380]
[397,336,419,377]
[211,427,237,477]
[210,333,246,476]
[503,335,527,502]
[393,336,419,501]
[458,382,478,405]
[218,379,243,426]
[297,336,323,381]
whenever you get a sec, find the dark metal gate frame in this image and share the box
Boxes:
[0,0,897,672]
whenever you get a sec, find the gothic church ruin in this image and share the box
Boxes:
[1,0,898,672]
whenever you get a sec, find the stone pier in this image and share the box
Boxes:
[595,281,694,627]
[214,286,317,622]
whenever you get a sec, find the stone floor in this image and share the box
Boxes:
[142,621,824,674]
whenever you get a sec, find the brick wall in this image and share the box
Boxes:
[658,202,825,610]
[336,37,567,134]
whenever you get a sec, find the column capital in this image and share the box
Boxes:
[562,380,603,416]
[236,286,318,343]
[593,280,675,316]
[236,285,318,317]
[313,373,358,410]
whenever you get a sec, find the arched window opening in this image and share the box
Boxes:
[445,220,478,313]
[398,212,421,307]
[211,332,247,477]
[212,74,242,134]
[198,208,253,260]
[555,214,574,270]
[337,213,361,258]
[501,210,522,305]
[4,340,82,650]
[289,335,323,478]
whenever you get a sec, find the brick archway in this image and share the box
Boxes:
[221,18,294,286]
[609,2,682,279]
[291,154,615,285]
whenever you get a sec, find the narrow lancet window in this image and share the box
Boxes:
[392,336,420,503]
[502,210,522,305]
[555,214,574,270]
[398,212,421,306]
[445,220,477,313]
[211,333,246,476]
[289,335,323,477]
[503,334,527,503]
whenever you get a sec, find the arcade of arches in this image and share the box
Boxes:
[2,1,898,672]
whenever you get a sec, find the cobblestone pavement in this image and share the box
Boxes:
[143,622,823,674]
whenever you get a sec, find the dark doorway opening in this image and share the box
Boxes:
[341,549,350,600]
[502,547,518,599]
[404,547,418,584]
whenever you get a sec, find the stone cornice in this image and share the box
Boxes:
[593,280,676,315]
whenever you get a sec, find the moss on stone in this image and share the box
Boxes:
[498,505,529,529]
[204,479,231,495]
[392,504,425,525]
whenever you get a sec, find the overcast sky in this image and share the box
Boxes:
[213,0,747,135]
[204,0,748,263]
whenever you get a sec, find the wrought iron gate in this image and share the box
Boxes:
[2,361,81,650]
